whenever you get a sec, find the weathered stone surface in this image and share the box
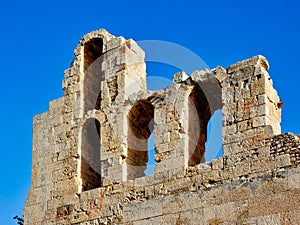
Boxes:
[24,29,300,225]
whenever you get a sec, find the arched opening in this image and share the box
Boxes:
[84,38,103,73]
[188,84,211,166]
[81,118,101,191]
[127,100,154,180]
[83,38,103,113]
[187,80,222,166]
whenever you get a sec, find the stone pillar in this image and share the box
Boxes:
[222,55,281,159]
[154,83,187,178]
[100,39,147,184]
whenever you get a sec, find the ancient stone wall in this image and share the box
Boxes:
[24,29,300,224]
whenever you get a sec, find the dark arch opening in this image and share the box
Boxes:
[127,100,154,180]
[188,84,211,166]
[188,80,222,166]
[83,38,103,113]
[84,38,103,73]
[81,118,101,191]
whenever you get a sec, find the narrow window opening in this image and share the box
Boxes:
[188,84,211,166]
[127,100,155,180]
[188,82,222,165]
[83,38,103,113]
[84,38,103,73]
[81,118,101,191]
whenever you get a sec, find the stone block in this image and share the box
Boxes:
[123,197,163,222]
[173,71,188,83]
[227,55,269,74]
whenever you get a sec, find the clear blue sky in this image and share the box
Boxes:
[0,0,299,224]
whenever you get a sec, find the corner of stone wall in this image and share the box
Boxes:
[222,55,282,164]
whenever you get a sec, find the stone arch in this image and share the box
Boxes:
[187,78,222,166]
[126,100,155,180]
[187,84,211,166]
[81,118,101,191]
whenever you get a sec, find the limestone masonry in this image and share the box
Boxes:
[24,29,300,224]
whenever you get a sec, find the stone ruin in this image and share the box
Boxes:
[24,29,300,224]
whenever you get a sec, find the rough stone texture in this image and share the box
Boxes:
[24,29,300,224]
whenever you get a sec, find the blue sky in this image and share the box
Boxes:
[0,0,299,224]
